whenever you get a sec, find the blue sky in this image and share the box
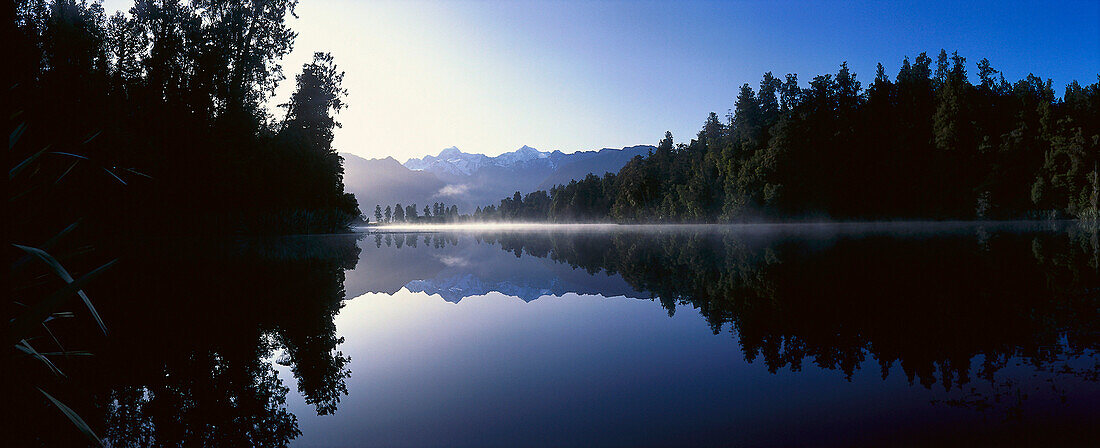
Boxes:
[101,0,1100,160]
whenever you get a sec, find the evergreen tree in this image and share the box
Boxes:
[470,52,1098,223]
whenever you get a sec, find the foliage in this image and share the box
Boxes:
[11,0,359,237]
[477,54,1099,222]
[371,202,460,223]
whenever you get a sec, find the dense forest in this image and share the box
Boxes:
[10,0,360,239]
[9,2,360,444]
[474,53,1099,223]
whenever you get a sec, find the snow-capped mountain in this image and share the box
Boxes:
[396,145,654,210]
[492,145,551,167]
[342,235,645,303]
[404,146,492,176]
[340,144,654,215]
[404,145,565,176]
[405,273,565,303]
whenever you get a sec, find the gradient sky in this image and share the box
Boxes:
[101,0,1100,161]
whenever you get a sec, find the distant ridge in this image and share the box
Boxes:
[341,144,653,214]
[340,153,447,213]
[535,145,654,190]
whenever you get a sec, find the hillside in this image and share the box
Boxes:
[399,145,654,209]
[535,145,653,191]
[341,154,449,214]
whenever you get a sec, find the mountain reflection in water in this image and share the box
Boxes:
[13,222,1099,446]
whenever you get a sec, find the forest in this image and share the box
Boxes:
[372,202,462,224]
[10,0,361,240]
[9,2,360,443]
[474,53,1099,223]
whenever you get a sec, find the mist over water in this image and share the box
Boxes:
[17,221,1097,446]
[285,220,1097,447]
[358,219,1073,237]
[13,0,1099,445]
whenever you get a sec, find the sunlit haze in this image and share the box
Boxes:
[99,0,1100,161]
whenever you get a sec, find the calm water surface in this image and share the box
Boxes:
[18,222,1100,447]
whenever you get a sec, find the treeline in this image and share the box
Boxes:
[473,191,556,221]
[475,52,1099,222]
[478,225,1099,390]
[372,202,461,224]
[11,0,360,237]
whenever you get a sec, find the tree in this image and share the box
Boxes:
[375,205,383,222]
[281,52,346,152]
[193,0,298,122]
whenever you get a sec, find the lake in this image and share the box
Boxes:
[17,222,1100,446]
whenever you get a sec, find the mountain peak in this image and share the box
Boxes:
[496,145,547,164]
[438,146,464,157]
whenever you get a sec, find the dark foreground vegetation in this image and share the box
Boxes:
[9,236,361,447]
[10,0,360,238]
[8,1,358,444]
[475,53,1099,223]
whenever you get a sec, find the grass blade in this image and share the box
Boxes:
[124,167,153,179]
[42,220,81,251]
[37,388,104,447]
[10,122,27,149]
[37,351,94,356]
[55,160,80,184]
[7,258,116,344]
[101,167,127,185]
[41,321,68,360]
[17,339,66,377]
[49,152,89,160]
[13,245,109,336]
[82,130,101,144]
[11,221,81,272]
[10,147,47,180]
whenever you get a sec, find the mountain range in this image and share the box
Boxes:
[341,144,653,215]
[342,234,644,303]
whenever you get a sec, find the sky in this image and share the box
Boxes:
[100,0,1100,161]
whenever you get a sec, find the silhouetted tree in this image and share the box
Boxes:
[472,53,1098,223]
[393,203,404,222]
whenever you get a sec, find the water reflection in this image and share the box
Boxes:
[469,223,1100,390]
[12,235,360,447]
[11,223,1100,446]
[329,222,1098,445]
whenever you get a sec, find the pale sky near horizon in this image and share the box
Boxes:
[100,0,1100,161]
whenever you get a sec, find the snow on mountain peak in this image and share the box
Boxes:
[494,145,549,166]
[405,145,557,175]
[438,146,464,158]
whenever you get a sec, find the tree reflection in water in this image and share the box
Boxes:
[475,223,1098,409]
[11,235,360,447]
[12,224,1097,445]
